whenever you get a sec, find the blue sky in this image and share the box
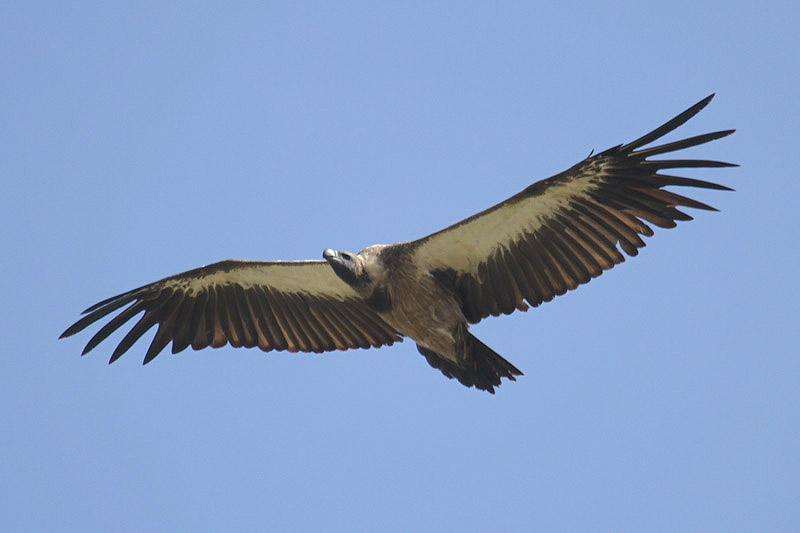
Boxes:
[2,2,798,531]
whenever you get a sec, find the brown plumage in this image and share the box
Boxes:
[61,95,735,393]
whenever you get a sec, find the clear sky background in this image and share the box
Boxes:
[2,2,798,531]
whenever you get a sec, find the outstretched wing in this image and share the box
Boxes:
[61,260,401,363]
[409,94,736,323]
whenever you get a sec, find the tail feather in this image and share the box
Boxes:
[417,333,523,393]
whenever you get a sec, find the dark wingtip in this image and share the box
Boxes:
[623,94,722,152]
[692,93,715,112]
[714,182,736,191]
[60,321,83,339]
[688,93,715,116]
[108,349,125,364]
[143,338,166,364]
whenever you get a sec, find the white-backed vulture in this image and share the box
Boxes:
[61,95,735,393]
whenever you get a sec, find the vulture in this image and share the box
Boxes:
[61,95,735,393]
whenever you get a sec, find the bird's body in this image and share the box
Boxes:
[329,244,463,358]
[61,95,736,393]
[368,252,460,358]
[323,243,523,389]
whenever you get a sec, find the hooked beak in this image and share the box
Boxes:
[323,248,350,272]
[323,248,338,262]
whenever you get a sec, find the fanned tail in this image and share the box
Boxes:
[417,333,523,394]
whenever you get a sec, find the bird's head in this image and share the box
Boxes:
[323,248,372,289]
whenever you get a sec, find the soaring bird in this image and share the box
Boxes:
[61,95,735,393]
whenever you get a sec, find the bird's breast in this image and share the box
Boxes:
[364,285,392,313]
[376,272,465,359]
